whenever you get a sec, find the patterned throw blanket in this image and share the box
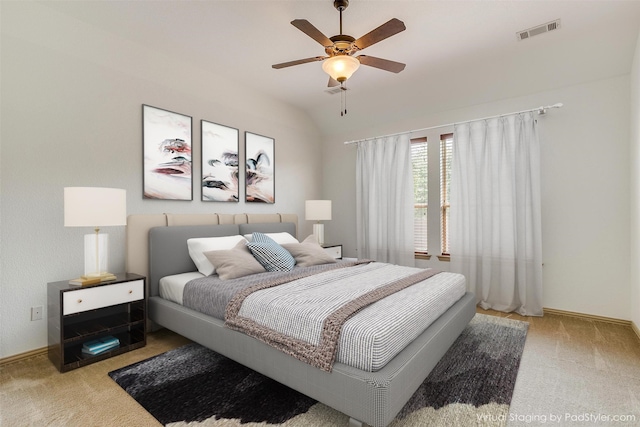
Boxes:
[183,261,369,320]
[224,262,441,372]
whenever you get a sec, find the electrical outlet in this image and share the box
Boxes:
[31,306,43,321]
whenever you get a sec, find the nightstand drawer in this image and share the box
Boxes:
[63,280,144,315]
[323,244,342,259]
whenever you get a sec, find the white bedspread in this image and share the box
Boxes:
[161,263,466,372]
[235,263,466,371]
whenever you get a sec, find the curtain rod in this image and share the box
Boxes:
[343,103,563,145]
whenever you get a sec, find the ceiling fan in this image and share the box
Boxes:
[272,0,406,88]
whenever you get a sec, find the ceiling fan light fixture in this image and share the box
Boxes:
[322,55,360,82]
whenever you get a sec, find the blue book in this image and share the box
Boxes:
[83,336,120,352]
[81,342,119,355]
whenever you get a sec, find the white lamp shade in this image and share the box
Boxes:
[322,56,360,82]
[64,187,127,227]
[305,200,332,221]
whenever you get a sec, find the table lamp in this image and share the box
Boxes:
[64,187,126,283]
[305,200,332,246]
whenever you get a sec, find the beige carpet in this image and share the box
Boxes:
[495,310,640,427]
[1,311,639,427]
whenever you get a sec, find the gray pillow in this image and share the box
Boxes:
[282,235,337,267]
[204,240,266,280]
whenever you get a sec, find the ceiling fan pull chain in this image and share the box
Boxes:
[344,83,348,115]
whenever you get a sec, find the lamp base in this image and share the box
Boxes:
[82,272,117,282]
[313,223,325,246]
[68,273,117,286]
[84,232,110,277]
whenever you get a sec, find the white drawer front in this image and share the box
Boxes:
[323,245,342,259]
[63,280,144,315]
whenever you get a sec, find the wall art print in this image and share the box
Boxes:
[201,120,239,202]
[245,132,274,203]
[143,104,193,200]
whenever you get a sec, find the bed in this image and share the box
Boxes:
[126,213,476,427]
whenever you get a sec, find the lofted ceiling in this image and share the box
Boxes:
[41,1,640,136]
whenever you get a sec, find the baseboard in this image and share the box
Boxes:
[0,346,48,366]
[543,307,631,326]
[543,307,640,343]
[632,321,640,342]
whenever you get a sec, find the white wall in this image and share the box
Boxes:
[0,2,322,358]
[324,75,631,320]
[630,29,640,331]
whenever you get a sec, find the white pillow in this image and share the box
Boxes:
[187,235,247,276]
[243,232,299,244]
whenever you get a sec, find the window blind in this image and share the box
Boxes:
[411,137,428,253]
[440,134,453,255]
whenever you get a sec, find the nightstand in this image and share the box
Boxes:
[47,273,146,372]
[322,244,342,259]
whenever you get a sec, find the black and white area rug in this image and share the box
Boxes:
[109,314,528,426]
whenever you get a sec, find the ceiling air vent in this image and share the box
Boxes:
[325,87,348,95]
[517,19,561,41]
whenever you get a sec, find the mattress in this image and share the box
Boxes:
[159,272,203,305]
[159,263,466,372]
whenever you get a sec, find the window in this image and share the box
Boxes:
[411,133,453,259]
[440,134,453,255]
[411,137,428,254]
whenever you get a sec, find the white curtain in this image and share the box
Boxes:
[356,134,415,266]
[450,112,543,316]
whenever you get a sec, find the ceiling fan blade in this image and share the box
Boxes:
[291,19,333,47]
[327,77,340,87]
[272,56,327,69]
[354,18,406,50]
[357,55,406,73]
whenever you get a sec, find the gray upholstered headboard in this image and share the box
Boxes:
[126,213,298,284]
[148,224,239,297]
[125,213,298,297]
[147,221,297,297]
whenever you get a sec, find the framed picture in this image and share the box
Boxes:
[142,104,193,200]
[201,120,239,202]
[245,131,275,203]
